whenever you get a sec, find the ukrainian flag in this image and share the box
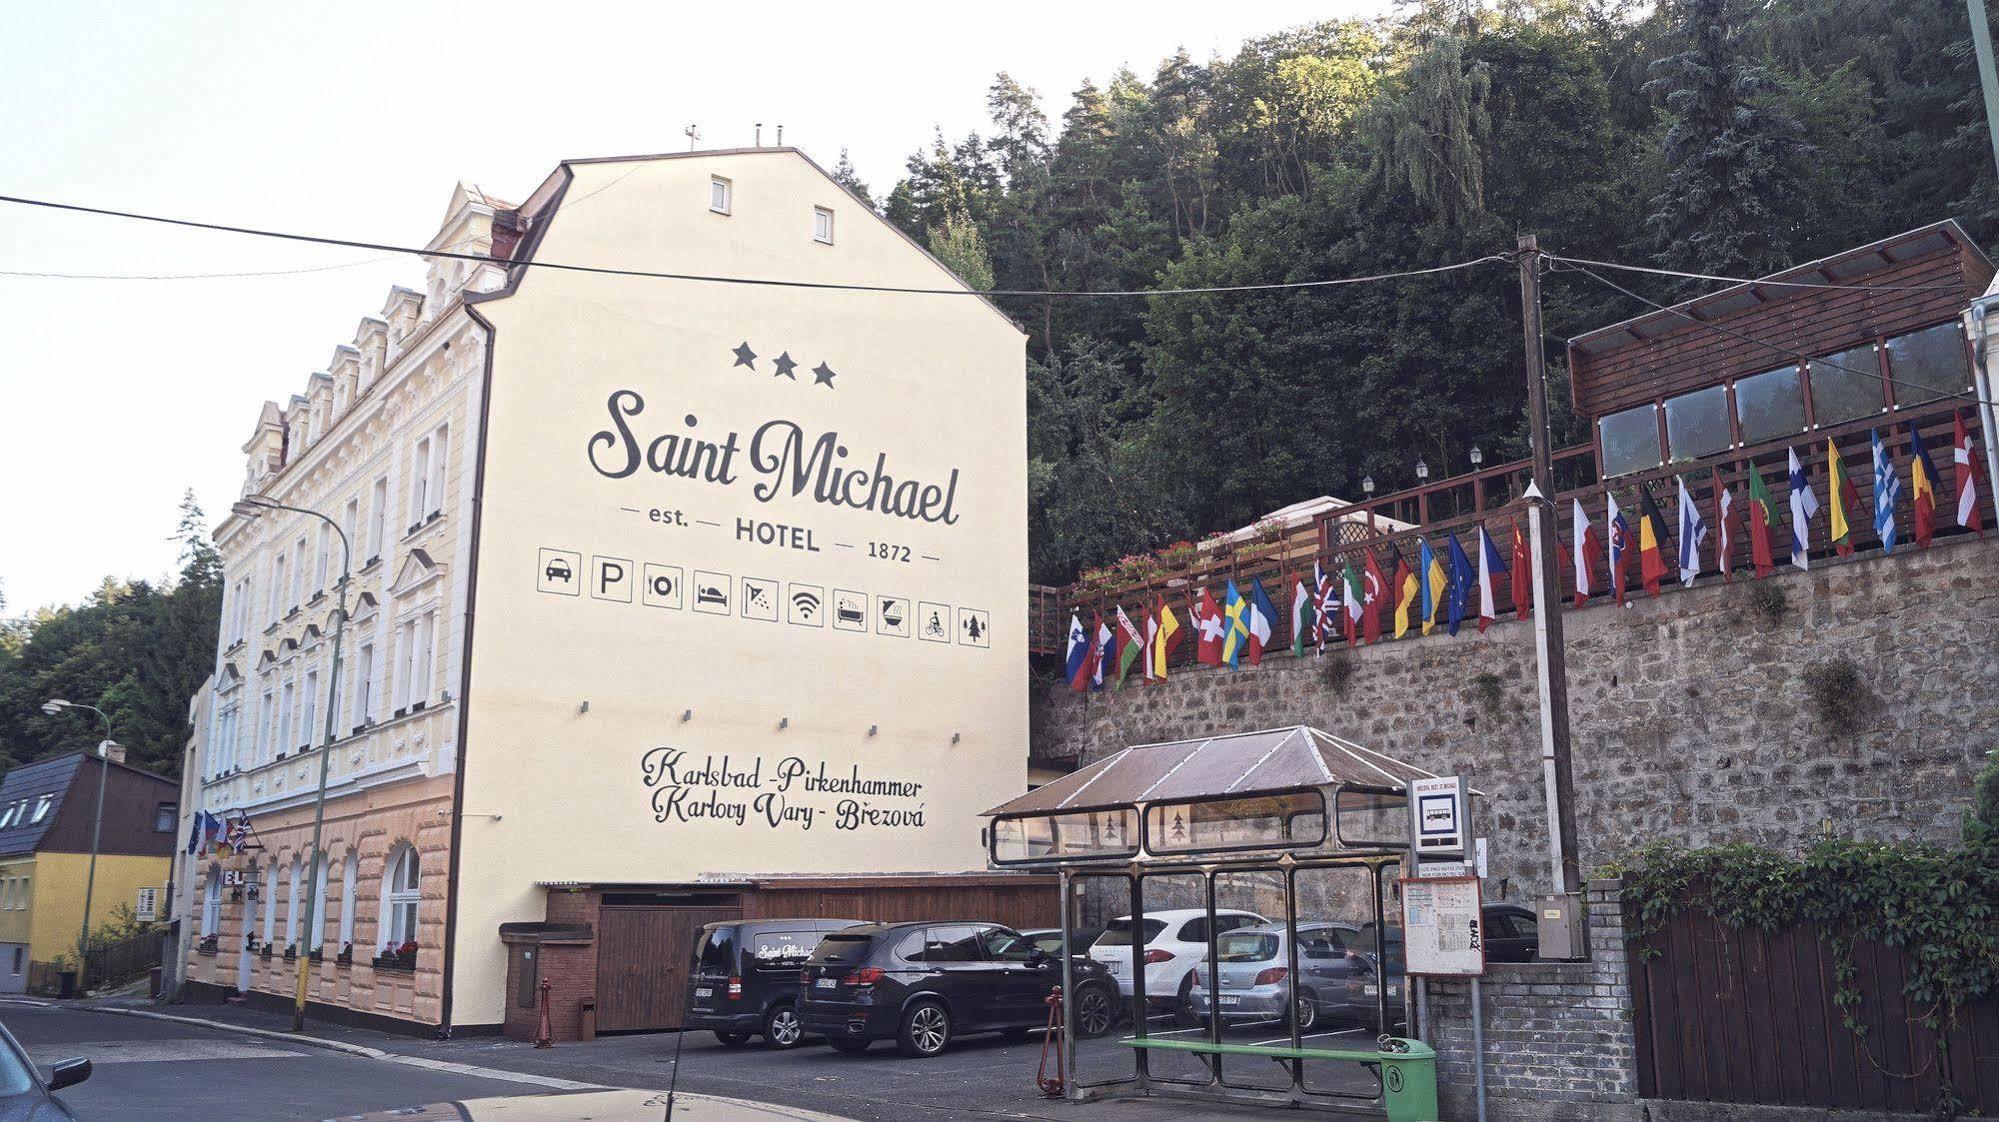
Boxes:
[1221,579,1249,669]
[1419,538,1445,636]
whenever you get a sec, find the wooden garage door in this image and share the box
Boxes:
[596,904,740,1031]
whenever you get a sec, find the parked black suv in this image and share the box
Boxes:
[685,918,862,1049]
[797,921,1118,1057]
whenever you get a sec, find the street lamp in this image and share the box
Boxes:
[1415,459,1429,481]
[233,495,350,1033]
[1469,445,1484,468]
[40,699,112,994]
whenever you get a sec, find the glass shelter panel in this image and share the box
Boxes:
[1600,403,1662,477]
[1335,788,1407,849]
[1133,872,1212,1086]
[1810,344,1886,426]
[1664,385,1731,461]
[1885,322,1970,407]
[1209,870,1293,1092]
[991,809,1137,864]
[1145,791,1325,855]
[1734,365,1807,445]
[1294,863,1395,1099]
[1070,872,1137,1091]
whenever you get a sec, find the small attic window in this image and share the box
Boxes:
[30,796,52,824]
[709,177,732,216]
[813,206,834,245]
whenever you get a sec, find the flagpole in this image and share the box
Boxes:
[1517,235,1585,905]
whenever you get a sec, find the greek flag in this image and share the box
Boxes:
[1872,428,1900,554]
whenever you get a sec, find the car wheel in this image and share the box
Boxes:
[763,1004,804,1050]
[1074,983,1116,1039]
[897,1000,952,1058]
[1292,988,1319,1033]
[1174,973,1201,1027]
[826,1035,871,1054]
[714,1030,753,1048]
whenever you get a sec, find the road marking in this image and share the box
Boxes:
[26,1039,307,1064]
[1249,1026,1364,1047]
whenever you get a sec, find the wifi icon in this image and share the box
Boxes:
[787,584,825,626]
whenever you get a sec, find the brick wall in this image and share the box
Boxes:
[1427,881,1641,1121]
[1036,536,1997,890]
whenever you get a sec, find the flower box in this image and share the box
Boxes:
[283,944,297,962]
[335,943,353,967]
[372,944,417,973]
[197,935,219,956]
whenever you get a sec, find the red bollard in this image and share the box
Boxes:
[534,978,554,1049]
[1036,986,1065,1097]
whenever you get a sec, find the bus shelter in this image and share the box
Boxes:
[984,726,1446,1118]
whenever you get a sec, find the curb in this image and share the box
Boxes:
[76,1005,604,1092]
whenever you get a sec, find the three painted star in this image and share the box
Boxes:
[773,352,799,379]
[812,362,837,388]
[731,341,757,369]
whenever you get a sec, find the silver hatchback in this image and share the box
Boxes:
[1185,922,1396,1033]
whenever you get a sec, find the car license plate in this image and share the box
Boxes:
[1388,985,1400,998]
[1219,995,1239,1006]
[815,977,838,989]
[694,987,713,998]
[1362,984,1378,996]
[1107,961,1122,974]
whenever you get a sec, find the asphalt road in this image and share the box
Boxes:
[0,1001,539,1121]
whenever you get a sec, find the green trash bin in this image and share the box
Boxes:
[1378,1037,1439,1122]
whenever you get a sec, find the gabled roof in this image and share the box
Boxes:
[0,754,83,858]
[983,726,1441,818]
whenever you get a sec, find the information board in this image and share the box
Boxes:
[1399,875,1485,976]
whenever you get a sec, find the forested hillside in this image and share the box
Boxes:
[865,0,1999,583]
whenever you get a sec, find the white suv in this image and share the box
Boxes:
[1088,908,1269,1012]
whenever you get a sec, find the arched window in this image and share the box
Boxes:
[201,864,222,935]
[381,843,420,949]
[284,855,303,947]
[338,850,359,949]
[309,853,329,951]
[261,861,277,944]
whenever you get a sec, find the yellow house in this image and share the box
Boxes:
[0,749,178,993]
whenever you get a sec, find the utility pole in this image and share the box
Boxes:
[1967,0,1999,177]
[1516,235,1583,900]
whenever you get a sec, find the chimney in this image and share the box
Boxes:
[776,124,784,146]
[102,743,126,765]
[754,122,763,147]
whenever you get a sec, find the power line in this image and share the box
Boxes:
[0,192,1508,297]
[1549,252,1967,294]
[1552,259,1998,411]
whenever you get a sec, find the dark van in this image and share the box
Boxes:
[685,918,862,1049]
[796,921,1118,1057]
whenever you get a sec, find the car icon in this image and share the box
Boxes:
[545,559,573,583]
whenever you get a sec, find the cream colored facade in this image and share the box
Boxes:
[191,150,1028,1032]
[188,184,507,1025]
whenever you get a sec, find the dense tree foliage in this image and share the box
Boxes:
[0,492,220,778]
[866,0,1999,581]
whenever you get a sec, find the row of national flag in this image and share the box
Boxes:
[1063,415,1987,690]
[186,809,251,857]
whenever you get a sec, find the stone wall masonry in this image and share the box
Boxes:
[1428,880,1642,1121]
[1034,535,1999,891]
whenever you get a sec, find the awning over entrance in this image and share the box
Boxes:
[982,726,1440,818]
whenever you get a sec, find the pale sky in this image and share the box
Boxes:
[0,0,1376,615]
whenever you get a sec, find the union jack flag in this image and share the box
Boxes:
[1313,561,1338,655]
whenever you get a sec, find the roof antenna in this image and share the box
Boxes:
[683,123,700,151]
[754,122,763,147]
[776,124,784,146]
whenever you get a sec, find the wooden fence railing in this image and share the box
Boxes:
[1028,401,1992,661]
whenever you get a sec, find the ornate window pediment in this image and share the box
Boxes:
[348,590,380,625]
[390,549,444,599]
[217,663,244,692]
[256,648,278,670]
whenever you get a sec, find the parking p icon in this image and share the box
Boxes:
[592,555,634,603]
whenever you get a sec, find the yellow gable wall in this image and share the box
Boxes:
[23,853,168,962]
[0,858,35,947]
[453,151,1028,1026]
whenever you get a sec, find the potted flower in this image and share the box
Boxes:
[197,934,219,955]
[1155,540,1197,571]
[259,941,274,961]
[282,942,297,962]
[373,941,418,972]
[335,942,353,967]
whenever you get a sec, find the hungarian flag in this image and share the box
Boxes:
[1871,428,1901,555]
[1114,606,1145,687]
[1909,424,1940,548]
[1745,463,1780,576]
[1151,597,1183,680]
[1475,523,1507,632]
[1064,613,1092,691]
[1392,552,1417,638]
[1290,573,1316,657]
[1419,538,1445,636]
[1247,578,1278,665]
[1360,553,1386,644]
[1193,588,1225,666]
[1713,473,1737,582]
[1788,446,1820,570]
[1509,520,1532,617]
[1341,563,1364,646]
[1573,499,1602,607]
[1606,492,1632,604]
[1636,484,1672,596]
[1827,437,1860,556]
[1955,411,1986,535]
[1220,580,1250,669]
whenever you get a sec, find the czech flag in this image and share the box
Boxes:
[1475,523,1508,632]
[1909,424,1940,548]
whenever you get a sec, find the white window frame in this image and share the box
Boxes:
[261,861,277,943]
[709,176,732,215]
[409,434,432,526]
[354,643,375,726]
[269,555,286,619]
[276,680,295,757]
[426,424,448,518]
[338,850,359,948]
[258,689,275,766]
[382,843,420,948]
[309,853,329,951]
[314,523,331,593]
[202,866,222,936]
[301,668,319,751]
[292,537,308,605]
[368,476,388,558]
[813,206,835,244]
[285,855,302,947]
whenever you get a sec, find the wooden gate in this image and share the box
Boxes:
[595,902,740,1032]
[1629,905,1999,1115]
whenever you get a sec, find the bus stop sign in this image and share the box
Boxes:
[1408,775,1466,858]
